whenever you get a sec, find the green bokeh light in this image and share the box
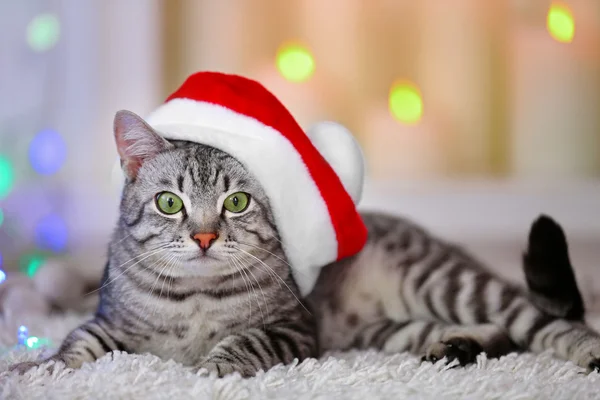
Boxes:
[19,253,47,277]
[0,156,15,200]
[389,82,423,125]
[27,13,61,52]
[26,336,51,349]
[0,208,4,228]
[547,2,575,43]
[276,44,315,83]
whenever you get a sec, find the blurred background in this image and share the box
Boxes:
[0,1,599,301]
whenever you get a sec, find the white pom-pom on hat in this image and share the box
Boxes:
[307,121,365,205]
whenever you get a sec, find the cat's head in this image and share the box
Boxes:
[113,110,280,278]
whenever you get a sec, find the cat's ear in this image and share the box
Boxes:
[114,110,172,180]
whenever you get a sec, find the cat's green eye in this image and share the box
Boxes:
[223,192,250,213]
[156,192,184,215]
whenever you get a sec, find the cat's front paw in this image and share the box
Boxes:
[195,357,257,378]
[422,337,483,366]
[572,344,600,374]
[588,359,600,374]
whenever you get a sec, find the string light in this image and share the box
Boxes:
[35,214,68,252]
[15,326,51,349]
[276,43,315,83]
[18,326,28,346]
[389,81,424,125]
[27,13,61,52]
[0,155,14,200]
[547,2,575,43]
[29,129,67,175]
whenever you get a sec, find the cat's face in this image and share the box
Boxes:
[114,111,280,278]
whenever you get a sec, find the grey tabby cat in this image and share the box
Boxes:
[10,110,600,377]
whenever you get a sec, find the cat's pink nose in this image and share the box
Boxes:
[192,232,219,250]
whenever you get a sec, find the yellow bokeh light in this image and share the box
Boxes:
[547,2,575,43]
[389,81,423,125]
[276,43,315,83]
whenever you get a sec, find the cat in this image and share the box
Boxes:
[9,110,599,377]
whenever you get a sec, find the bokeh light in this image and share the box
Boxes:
[18,325,28,345]
[25,336,51,349]
[0,208,4,228]
[0,269,5,285]
[19,253,47,277]
[0,155,15,200]
[35,214,68,252]
[276,43,315,83]
[26,337,39,348]
[389,81,424,125]
[27,13,61,52]
[29,129,67,175]
[547,2,575,43]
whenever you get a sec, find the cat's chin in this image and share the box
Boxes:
[175,257,236,278]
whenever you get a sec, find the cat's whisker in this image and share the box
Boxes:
[232,252,269,329]
[236,249,282,290]
[158,254,178,300]
[138,252,174,322]
[234,247,311,315]
[156,255,175,299]
[153,254,180,318]
[236,241,312,281]
[227,254,253,323]
[85,245,174,296]
[113,231,134,245]
[231,253,265,327]
[236,241,293,270]
[264,232,299,253]
[166,255,178,307]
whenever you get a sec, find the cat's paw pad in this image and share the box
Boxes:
[8,361,42,375]
[587,359,600,374]
[424,337,483,366]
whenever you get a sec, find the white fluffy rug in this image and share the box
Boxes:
[2,314,600,399]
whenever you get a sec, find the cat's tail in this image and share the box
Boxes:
[491,215,598,372]
[522,214,585,321]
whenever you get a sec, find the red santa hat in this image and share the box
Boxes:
[145,71,367,295]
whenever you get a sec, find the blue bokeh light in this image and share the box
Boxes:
[34,214,68,252]
[28,129,67,175]
[0,269,5,284]
[18,325,28,345]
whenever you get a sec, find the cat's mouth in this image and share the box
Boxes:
[183,252,221,262]
[197,253,221,261]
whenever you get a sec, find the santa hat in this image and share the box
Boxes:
[145,71,367,295]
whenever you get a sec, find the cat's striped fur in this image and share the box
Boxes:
[10,111,600,377]
[307,213,599,369]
